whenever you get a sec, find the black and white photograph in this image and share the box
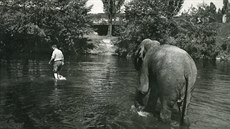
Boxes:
[0,0,229,129]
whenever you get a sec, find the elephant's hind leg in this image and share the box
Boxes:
[159,96,175,123]
[159,85,179,123]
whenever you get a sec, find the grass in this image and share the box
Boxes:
[84,33,118,55]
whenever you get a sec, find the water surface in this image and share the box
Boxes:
[0,55,230,129]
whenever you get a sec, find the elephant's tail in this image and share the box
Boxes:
[180,76,188,125]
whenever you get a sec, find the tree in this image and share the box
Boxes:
[209,2,217,22]
[222,0,229,23]
[223,0,228,14]
[101,0,125,36]
[116,0,184,56]
[162,0,184,18]
[217,8,223,23]
[175,3,220,60]
[0,0,92,56]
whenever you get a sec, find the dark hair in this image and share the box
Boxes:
[52,44,57,48]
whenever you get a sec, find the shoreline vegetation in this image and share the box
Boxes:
[0,0,230,61]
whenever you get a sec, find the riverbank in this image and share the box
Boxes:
[0,34,118,59]
[85,34,118,56]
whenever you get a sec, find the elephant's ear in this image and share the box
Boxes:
[138,46,145,59]
[134,46,145,70]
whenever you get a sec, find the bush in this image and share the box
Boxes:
[175,4,220,60]
[0,0,92,56]
[116,1,221,60]
[215,23,230,60]
[115,0,183,56]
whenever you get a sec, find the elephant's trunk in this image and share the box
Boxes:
[133,48,143,71]
[134,90,146,110]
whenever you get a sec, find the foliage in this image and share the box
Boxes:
[102,0,125,17]
[221,0,230,23]
[216,8,223,23]
[116,0,221,60]
[215,23,230,60]
[175,3,220,60]
[115,0,184,56]
[101,0,125,36]
[0,0,92,57]
[222,0,229,14]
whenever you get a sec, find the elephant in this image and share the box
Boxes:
[133,39,197,125]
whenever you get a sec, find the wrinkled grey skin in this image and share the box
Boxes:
[133,39,197,125]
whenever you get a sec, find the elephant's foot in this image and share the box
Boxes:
[137,110,151,117]
[160,109,172,123]
[131,105,151,117]
[131,104,144,113]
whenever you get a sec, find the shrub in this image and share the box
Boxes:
[115,0,183,56]
[175,4,220,60]
[0,0,92,56]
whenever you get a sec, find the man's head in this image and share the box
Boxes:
[51,44,57,50]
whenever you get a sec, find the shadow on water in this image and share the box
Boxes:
[0,56,230,129]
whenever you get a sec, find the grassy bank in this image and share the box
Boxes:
[85,34,118,55]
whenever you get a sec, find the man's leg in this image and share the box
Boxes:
[57,62,63,79]
[54,72,58,79]
[53,61,59,80]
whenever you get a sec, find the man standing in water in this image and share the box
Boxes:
[49,44,65,80]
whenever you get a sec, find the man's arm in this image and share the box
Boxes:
[49,58,54,64]
[49,52,55,64]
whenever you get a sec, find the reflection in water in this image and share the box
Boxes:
[189,61,230,129]
[0,56,230,129]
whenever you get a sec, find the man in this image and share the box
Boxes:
[49,44,64,80]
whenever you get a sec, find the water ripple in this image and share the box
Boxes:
[1,58,230,129]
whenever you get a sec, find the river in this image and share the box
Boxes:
[0,55,230,129]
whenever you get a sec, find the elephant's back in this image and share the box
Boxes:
[153,45,190,64]
[148,44,197,98]
[161,45,188,55]
[151,44,197,81]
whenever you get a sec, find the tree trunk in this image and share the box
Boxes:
[107,15,113,37]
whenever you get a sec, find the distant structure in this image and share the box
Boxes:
[89,13,126,36]
[89,13,125,25]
